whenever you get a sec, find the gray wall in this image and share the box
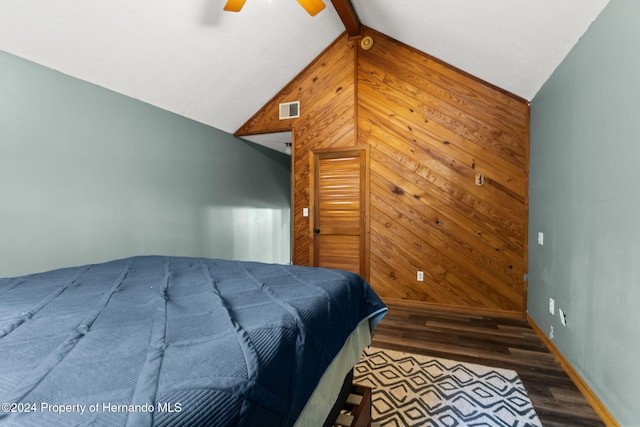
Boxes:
[528,0,639,424]
[0,51,291,277]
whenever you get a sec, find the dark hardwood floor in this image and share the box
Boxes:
[370,303,605,427]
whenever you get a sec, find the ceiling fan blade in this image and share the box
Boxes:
[223,0,247,12]
[297,0,326,16]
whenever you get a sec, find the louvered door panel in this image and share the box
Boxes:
[318,156,361,231]
[313,150,366,276]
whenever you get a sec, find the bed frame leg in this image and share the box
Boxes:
[333,384,372,427]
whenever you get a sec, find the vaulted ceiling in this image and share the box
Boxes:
[0,0,608,140]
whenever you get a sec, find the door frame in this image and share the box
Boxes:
[309,145,370,281]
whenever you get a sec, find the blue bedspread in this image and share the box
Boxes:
[0,256,386,426]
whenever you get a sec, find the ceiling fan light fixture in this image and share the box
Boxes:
[223,0,247,12]
[296,0,326,16]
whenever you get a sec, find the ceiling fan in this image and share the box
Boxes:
[223,0,326,16]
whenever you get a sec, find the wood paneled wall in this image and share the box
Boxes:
[236,28,530,316]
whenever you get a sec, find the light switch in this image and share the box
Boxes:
[537,232,544,245]
[303,208,309,217]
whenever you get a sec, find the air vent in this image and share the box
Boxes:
[279,101,300,120]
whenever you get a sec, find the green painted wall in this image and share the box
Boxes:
[0,51,291,277]
[528,0,639,424]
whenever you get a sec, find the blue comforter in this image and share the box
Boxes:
[0,256,386,426]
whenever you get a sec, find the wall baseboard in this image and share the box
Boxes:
[384,298,525,319]
[526,315,619,427]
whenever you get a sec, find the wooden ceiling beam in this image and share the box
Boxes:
[330,0,361,38]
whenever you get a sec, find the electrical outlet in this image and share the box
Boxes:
[538,232,544,245]
[549,298,555,315]
[549,325,554,340]
[559,309,567,326]
[417,271,424,281]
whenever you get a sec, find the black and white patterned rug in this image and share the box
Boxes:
[354,347,542,427]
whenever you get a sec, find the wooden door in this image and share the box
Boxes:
[310,148,368,278]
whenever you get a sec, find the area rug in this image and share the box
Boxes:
[353,347,542,427]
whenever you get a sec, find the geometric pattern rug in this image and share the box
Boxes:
[354,347,543,427]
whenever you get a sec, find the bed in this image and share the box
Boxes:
[0,256,386,426]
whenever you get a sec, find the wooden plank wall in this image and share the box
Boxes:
[236,27,530,316]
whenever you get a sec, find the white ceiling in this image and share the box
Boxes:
[0,0,609,153]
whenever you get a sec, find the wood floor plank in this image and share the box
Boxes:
[370,303,605,426]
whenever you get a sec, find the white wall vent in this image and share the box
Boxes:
[279,101,300,120]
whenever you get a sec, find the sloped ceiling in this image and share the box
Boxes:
[0,0,608,140]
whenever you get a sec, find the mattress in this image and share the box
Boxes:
[0,256,387,426]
